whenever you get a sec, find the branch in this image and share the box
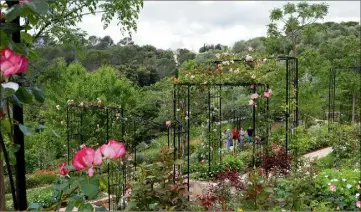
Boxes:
[80,10,106,16]
[33,1,89,41]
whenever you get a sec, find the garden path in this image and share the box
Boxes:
[303,147,333,160]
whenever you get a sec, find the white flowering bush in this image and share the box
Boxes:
[314,168,360,210]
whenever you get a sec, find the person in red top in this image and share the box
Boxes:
[232,128,239,148]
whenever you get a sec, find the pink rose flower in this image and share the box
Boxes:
[248,99,254,106]
[165,121,171,128]
[100,139,126,159]
[0,48,28,76]
[20,0,31,4]
[59,162,68,176]
[356,201,361,208]
[330,184,336,192]
[72,147,102,176]
[251,93,259,99]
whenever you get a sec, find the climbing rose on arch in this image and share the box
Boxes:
[100,139,126,159]
[264,89,272,98]
[0,47,28,76]
[250,93,259,99]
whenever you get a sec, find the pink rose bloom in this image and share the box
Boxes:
[330,184,336,192]
[100,139,126,159]
[0,48,28,76]
[59,162,68,176]
[356,201,361,208]
[19,0,31,4]
[248,99,254,106]
[165,121,171,128]
[72,147,102,176]
[250,93,259,99]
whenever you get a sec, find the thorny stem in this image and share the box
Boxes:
[43,185,79,211]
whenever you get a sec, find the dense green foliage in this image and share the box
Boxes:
[19,19,360,173]
[2,0,360,210]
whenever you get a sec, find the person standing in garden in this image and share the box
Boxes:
[247,126,254,142]
[225,129,231,150]
[232,127,239,148]
[239,127,246,150]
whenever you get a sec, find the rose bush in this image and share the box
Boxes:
[28,139,127,211]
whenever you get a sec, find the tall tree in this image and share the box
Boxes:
[29,0,143,46]
[267,1,329,57]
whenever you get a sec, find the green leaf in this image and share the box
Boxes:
[21,31,33,44]
[28,202,42,210]
[26,0,49,15]
[5,4,24,22]
[28,15,38,25]
[1,119,11,134]
[0,32,11,49]
[80,179,99,199]
[65,201,76,211]
[31,86,45,103]
[78,203,94,212]
[28,49,40,60]
[53,181,69,191]
[50,128,60,138]
[9,144,21,153]
[8,41,29,56]
[19,124,34,136]
[9,94,21,106]
[94,206,108,211]
[15,87,33,104]
[0,23,24,34]
[264,187,274,193]
[125,201,138,210]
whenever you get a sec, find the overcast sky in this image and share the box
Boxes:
[77,1,360,51]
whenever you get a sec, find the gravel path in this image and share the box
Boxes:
[303,147,333,160]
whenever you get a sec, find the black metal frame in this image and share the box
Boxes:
[281,56,299,155]
[171,56,299,196]
[327,64,361,203]
[66,104,126,210]
[171,61,272,193]
[328,65,361,129]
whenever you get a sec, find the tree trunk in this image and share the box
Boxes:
[292,36,297,57]
[0,145,5,211]
[352,91,356,124]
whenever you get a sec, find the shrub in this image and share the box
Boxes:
[260,147,292,177]
[313,168,360,210]
[4,171,57,194]
[6,186,54,210]
[331,124,360,164]
[196,168,245,211]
